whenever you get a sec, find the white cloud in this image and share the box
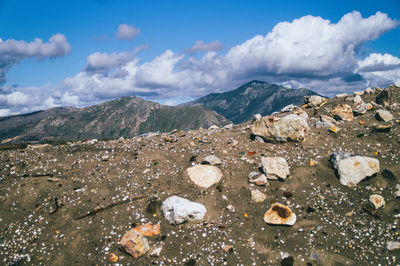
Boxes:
[0,91,30,106]
[116,24,141,41]
[184,40,225,55]
[0,34,71,84]
[357,53,400,72]
[1,11,399,116]
[85,51,133,73]
[0,109,12,117]
[224,11,399,79]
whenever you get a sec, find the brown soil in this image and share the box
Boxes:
[0,87,399,265]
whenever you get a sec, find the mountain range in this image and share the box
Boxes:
[0,81,319,143]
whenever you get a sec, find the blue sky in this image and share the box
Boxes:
[0,0,399,116]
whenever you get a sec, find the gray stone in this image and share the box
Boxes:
[187,165,222,188]
[330,152,379,187]
[315,121,334,129]
[261,157,289,180]
[252,114,310,142]
[161,196,207,225]
[376,110,394,122]
[376,90,391,106]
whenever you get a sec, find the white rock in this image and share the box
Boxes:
[387,241,400,251]
[369,194,385,209]
[187,165,222,188]
[395,184,400,198]
[281,104,297,113]
[150,244,164,257]
[376,110,394,122]
[254,114,262,120]
[304,95,324,106]
[353,95,363,104]
[261,157,289,180]
[208,125,219,130]
[251,189,266,203]
[226,204,236,212]
[161,196,206,225]
[335,93,348,98]
[223,124,234,130]
[330,152,379,187]
[202,155,222,165]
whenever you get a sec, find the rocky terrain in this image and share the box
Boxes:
[182,80,320,123]
[0,85,399,265]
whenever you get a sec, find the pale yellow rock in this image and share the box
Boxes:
[369,194,385,209]
[251,189,266,203]
[187,165,222,188]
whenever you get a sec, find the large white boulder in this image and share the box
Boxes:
[330,152,379,187]
[252,114,309,142]
[161,196,206,225]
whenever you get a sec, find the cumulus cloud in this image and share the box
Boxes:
[356,53,400,87]
[184,40,225,55]
[84,45,148,73]
[116,24,141,40]
[0,91,30,106]
[357,53,400,72]
[53,11,400,106]
[0,34,71,84]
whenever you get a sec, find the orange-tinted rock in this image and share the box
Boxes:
[120,229,150,258]
[263,203,296,226]
[133,223,161,237]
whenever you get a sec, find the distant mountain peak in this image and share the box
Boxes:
[183,81,320,123]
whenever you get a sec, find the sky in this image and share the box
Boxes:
[0,0,399,116]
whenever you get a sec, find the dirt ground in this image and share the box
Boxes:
[0,86,399,265]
